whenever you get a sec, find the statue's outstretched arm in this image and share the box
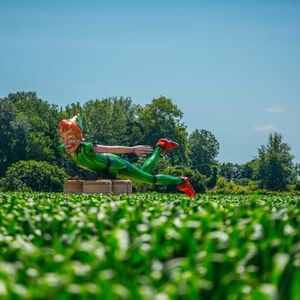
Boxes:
[93,144,153,157]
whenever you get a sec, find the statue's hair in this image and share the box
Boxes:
[59,119,84,141]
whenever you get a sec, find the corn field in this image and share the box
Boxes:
[0,193,299,299]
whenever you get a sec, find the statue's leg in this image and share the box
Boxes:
[140,147,162,173]
[119,160,182,185]
[113,157,196,197]
[141,138,179,173]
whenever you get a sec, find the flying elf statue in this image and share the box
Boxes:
[58,113,196,197]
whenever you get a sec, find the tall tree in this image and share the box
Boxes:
[189,129,219,176]
[219,162,242,182]
[254,133,294,190]
[219,160,255,182]
[0,92,61,176]
[83,97,143,146]
[64,102,82,120]
[0,100,26,175]
[241,160,255,179]
[137,96,189,165]
[295,163,300,179]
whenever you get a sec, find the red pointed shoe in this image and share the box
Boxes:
[177,177,196,198]
[156,138,179,155]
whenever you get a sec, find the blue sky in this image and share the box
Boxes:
[1,0,299,163]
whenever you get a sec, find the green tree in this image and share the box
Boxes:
[219,160,255,182]
[254,133,294,190]
[189,129,219,176]
[295,163,300,180]
[219,162,241,182]
[64,102,82,119]
[137,96,189,165]
[0,99,27,175]
[0,92,61,176]
[0,160,66,192]
[241,160,255,179]
[205,164,219,189]
[83,97,143,146]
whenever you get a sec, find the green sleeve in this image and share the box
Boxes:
[81,142,94,154]
[58,144,66,155]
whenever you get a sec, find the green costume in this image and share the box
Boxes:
[58,142,182,185]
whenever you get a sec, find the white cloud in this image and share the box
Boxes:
[253,124,279,132]
[266,106,284,113]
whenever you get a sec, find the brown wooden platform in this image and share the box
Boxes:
[64,179,132,195]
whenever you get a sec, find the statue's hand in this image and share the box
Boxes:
[133,145,153,157]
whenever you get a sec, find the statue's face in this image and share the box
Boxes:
[62,128,81,154]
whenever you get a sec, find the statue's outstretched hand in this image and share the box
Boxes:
[133,145,153,157]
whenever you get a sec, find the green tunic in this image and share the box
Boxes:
[58,142,126,175]
[58,142,182,185]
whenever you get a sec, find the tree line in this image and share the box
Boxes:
[0,91,299,192]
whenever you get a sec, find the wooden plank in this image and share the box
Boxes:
[82,180,112,194]
[64,180,133,195]
[112,180,132,195]
[63,180,83,194]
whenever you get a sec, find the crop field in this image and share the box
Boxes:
[0,193,299,300]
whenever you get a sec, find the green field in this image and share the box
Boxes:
[0,193,299,300]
